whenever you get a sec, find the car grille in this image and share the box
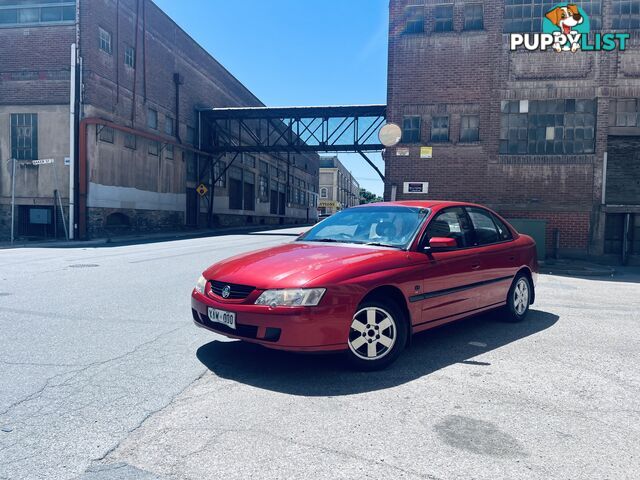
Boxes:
[209,280,255,300]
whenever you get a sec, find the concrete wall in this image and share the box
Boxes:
[0,105,70,239]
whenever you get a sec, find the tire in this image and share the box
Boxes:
[346,299,408,371]
[503,273,532,323]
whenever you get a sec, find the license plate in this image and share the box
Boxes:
[207,307,236,330]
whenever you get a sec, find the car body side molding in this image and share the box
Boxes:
[408,275,515,303]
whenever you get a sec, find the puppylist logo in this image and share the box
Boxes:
[510,3,629,52]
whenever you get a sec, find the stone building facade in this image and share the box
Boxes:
[386,0,640,262]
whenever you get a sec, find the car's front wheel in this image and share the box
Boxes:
[503,273,532,322]
[346,299,408,370]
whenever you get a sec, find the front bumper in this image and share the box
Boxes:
[191,290,352,352]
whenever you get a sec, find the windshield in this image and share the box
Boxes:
[300,206,429,249]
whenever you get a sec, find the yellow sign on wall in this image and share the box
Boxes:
[420,146,432,159]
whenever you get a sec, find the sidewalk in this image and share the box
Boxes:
[539,259,617,277]
[0,223,311,250]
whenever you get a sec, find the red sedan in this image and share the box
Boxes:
[191,201,538,370]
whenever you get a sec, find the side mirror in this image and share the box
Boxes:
[424,237,457,252]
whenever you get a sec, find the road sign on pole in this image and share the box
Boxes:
[196,184,208,196]
[32,158,55,165]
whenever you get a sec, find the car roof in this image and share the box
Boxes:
[352,200,482,209]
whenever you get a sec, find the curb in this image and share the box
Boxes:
[0,223,312,250]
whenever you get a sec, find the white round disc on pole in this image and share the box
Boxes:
[378,123,402,147]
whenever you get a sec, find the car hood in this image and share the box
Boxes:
[203,241,407,288]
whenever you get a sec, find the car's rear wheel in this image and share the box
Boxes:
[346,299,408,370]
[503,273,532,322]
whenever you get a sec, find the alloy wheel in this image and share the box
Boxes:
[348,307,397,361]
[513,278,529,315]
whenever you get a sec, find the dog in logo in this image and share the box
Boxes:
[545,4,584,52]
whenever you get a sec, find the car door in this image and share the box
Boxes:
[464,207,517,308]
[415,207,484,327]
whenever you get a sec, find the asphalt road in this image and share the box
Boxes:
[0,227,639,480]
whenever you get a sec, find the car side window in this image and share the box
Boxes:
[491,214,513,241]
[424,208,473,248]
[467,208,500,245]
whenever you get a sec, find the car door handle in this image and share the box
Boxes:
[471,264,481,270]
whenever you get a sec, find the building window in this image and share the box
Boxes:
[147,108,158,130]
[124,133,136,149]
[404,5,424,33]
[402,116,421,143]
[504,0,602,33]
[464,4,484,30]
[320,187,328,198]
[186,152,197,181]
[431,116,449,142]
[0,1,75,27]
[99,27,112,54]
[614,99,640,126]
[148,141,159,156]
[612,1,640,28]
[228,166,245,210]
[214,160,226,187]
[99,126,114,143]
[165,117,174,136]
[165,143,174,160]
[460,115,480,142]
[10,113,38,160]
[259,175,269,201]
[500,99,596,155]
[186,126,196,145]
[124,46,135,68]
[434,4,454,32]
[243,154,256,168]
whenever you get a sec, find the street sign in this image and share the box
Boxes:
[32,158,55,165]
[196,184,208,196]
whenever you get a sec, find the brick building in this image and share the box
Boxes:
[318,156,360,214]
[0,0,318,241]
[386,0,640,262]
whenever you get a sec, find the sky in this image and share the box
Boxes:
[154,0,389,196]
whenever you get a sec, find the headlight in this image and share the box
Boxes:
[195,275,207,295]
[255,288,326,307]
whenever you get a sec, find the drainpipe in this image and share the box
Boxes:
[601,151,607,205]
[69,43,77,239]
[173,73,183,142]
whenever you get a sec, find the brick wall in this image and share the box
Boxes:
[0,25,74,105]
[386,0,640,256]
[501,210,591,250]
